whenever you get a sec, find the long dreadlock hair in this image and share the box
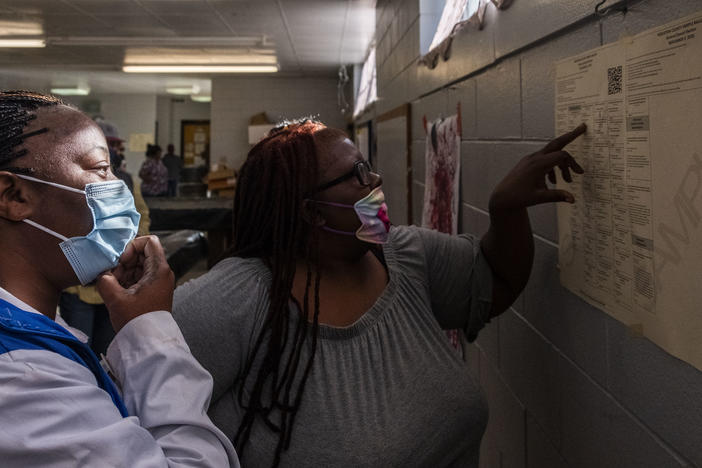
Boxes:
[231,119,347,466]
[0,91,64,172]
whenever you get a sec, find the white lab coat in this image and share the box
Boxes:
[0,287,239,467]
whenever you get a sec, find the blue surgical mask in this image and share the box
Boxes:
[16,174,140,285]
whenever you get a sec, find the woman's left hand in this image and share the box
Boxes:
[488,123,587,213]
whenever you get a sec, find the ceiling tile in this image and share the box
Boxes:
[65,0,145,16]
[0,0,376,93]
[139,0,212,15]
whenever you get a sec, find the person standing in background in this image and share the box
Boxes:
[162,143,183,197]
[139,143,168,196]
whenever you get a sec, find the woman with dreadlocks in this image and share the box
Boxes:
[174,119,586,467]
[0,90,238,466]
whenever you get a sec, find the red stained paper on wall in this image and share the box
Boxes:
[422,114,461,351]
[422,114,461,236]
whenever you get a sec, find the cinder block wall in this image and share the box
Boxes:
[359,0,702,466]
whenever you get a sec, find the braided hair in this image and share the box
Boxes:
[231,119,347,466]
[0,91,64,172]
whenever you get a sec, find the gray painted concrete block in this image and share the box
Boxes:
[395,0,419,46]
[475,316,499,369]
[460,203,489,238]
[411,54,451,99]
[411,138,426,184]
[377,34,390,69]
[445,11,495,83]
[399,20,420,74]
[523,238,609,387]
[387,10,399,50]
[465,342,481,379]
[602,0,702,45]
[378,53,393,89]
[607,316,702,465]
[460,141,542,211]
[493,0,594,58]
[377,68,409,115]
[500,310,562,447]
[560,354,685,468]
[411,180,424,226]
[479,422,500,468]
[448,78,477,140]
[526,413,567,468]
[464,203,501,363]
[405,0,420,26]
[411,88,448,139]
[521,22,601,139]
[480,353,527,468]
[385,44,401,83]
[377,36,392,76]
[376,1,393,45]
[527,201,558,243]
[476,57,522,139]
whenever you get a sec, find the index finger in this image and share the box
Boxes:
[543,123,587,153]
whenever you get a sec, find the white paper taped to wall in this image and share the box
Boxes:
[555,10,702,371]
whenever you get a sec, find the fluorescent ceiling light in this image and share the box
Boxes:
[123,65,279,73]
[124,47,278,65]
[49,36,270,47]
[191,95,212,103]
[0,39,45,48]
[51,85,90,96]
[167,84,201,95]
[0,20,43,36]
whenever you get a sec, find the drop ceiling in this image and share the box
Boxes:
[0,0,376,95]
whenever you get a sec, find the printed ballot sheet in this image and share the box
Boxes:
[555,11,702,370]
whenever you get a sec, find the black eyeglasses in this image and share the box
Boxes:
[313,160,373,193]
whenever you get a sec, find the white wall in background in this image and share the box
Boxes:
[211,76,347,171]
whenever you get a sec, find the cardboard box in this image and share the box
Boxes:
[206,168,236,182]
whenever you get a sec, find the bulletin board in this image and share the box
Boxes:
[181,120,210,168]
[376,104,412,225]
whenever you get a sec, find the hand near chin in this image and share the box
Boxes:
[97,235,175,332]
[488,124,587,213]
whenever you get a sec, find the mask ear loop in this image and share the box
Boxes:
[311,200,354,209]
[305,199,359,236]
[22,219,69,242]
[13,174,81,242]
[14,174,85,195]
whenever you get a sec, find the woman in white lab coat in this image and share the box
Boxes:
[0,90,238,467]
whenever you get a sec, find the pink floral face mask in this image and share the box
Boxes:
[314,186,391,244]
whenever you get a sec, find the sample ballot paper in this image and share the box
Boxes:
[555,11,702,370]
